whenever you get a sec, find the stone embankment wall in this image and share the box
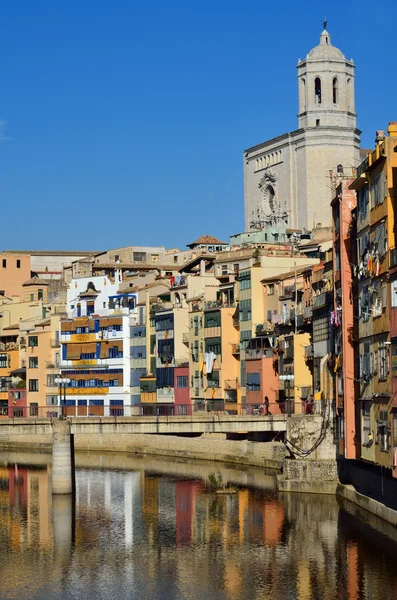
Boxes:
[286,414,336,461]
[0,430,286,470]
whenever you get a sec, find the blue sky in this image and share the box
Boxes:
[0,0,396,252]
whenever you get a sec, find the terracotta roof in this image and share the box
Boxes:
[187,235,228,247]
[2,323,19,331]
[22,276,50,287]
[261,266,313,284]
[79,290,100,297]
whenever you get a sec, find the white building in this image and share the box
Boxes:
[244,27,361,231]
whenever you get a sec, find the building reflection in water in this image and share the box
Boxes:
[1,456,397,599]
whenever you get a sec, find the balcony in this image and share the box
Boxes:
[256,323,274,336]
[284,346,294,360]
[278,310,291,325]
[182,332,189,346]
[312,291,333,309]
[224,379,238,390]
[231,344,240,355]
[46,361,58,370]
[304,345,314,360]
[390,247,397,269]
[304,306,313,320]
[50,337,60,348]
[279,285,295,300]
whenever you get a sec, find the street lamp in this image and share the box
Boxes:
[279,374,295,417]
[55,377,71,418]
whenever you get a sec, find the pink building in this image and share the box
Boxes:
[331,178,357,458]
[174,366,191,415]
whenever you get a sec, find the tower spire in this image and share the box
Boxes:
[323,16,327,30]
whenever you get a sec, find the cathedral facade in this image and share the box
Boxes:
[243,28,361,231]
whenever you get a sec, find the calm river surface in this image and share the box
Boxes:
[1,451,397,600]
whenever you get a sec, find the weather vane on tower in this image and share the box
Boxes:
[323,16,327,30]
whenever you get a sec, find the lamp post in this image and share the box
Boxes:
[279,374,295,417]
[55,377,71,418]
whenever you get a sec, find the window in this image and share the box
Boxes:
[2,259,6,268]
[151,254,159,262]
[29,357,38,369]
[378,410,390,452]
[268,284,274,296]
[156,313,174,332]
[0,400,8,416]
[207,371,219,388]
[204,311,221,328]
[176,375,188,388]
[47,374,57,387]
[16,259,20,268]
[46,395,58,405]
[174,256,178,264]
[28,336,38,347]
[316,119,320,127]
[133,252,146,262]
[0,354,7,369]
[362,402,371,446]
[89,399,104,406]
[205,336,221,356]
[314,77,321,104]
[239,299,252,322]
[30,403,38,416]
[379,343,389,379]
[114,254,120,262]
[29,379,39,392]
[38,289,43,300]
[221,264,228,275]
[333,78,338,104]
[239,271,251,291]
[358,186,369,219]
[370,173,384,207]
[247,372,260,392]
[392,339,397,374]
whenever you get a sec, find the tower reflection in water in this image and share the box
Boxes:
[1,459,397,600]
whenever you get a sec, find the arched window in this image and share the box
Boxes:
[301,77,306,111]
[315,78,321,104]
[337,164,344,174]
[333,78,338,104]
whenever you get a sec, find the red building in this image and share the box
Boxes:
[174,366,191,415]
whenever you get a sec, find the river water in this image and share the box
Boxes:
[1,451,397,600]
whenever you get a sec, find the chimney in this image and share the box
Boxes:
[375,130,385,145]
[388,122,397,136]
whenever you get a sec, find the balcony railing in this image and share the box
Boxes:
[304,306,313,320]
[278,310,291,325]
[224,379,238,390]
[231,344,240,355]
[46,361,58,369]
[50,337,60,348]
[312,291,333,309]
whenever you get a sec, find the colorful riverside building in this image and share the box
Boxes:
[59,273,137,416]
[331,177,357,458]
[347,124,397,472]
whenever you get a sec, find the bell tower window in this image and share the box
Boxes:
[315,78,322,104]
[333,78,338,104]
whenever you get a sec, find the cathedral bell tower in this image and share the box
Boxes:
[297,27,356,130]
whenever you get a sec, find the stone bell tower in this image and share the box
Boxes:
[297,27,357,130]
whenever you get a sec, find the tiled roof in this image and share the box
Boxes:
[187,235,228,247]
[22,276,50,286]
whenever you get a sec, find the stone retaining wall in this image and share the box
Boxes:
[0,431,286,470]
